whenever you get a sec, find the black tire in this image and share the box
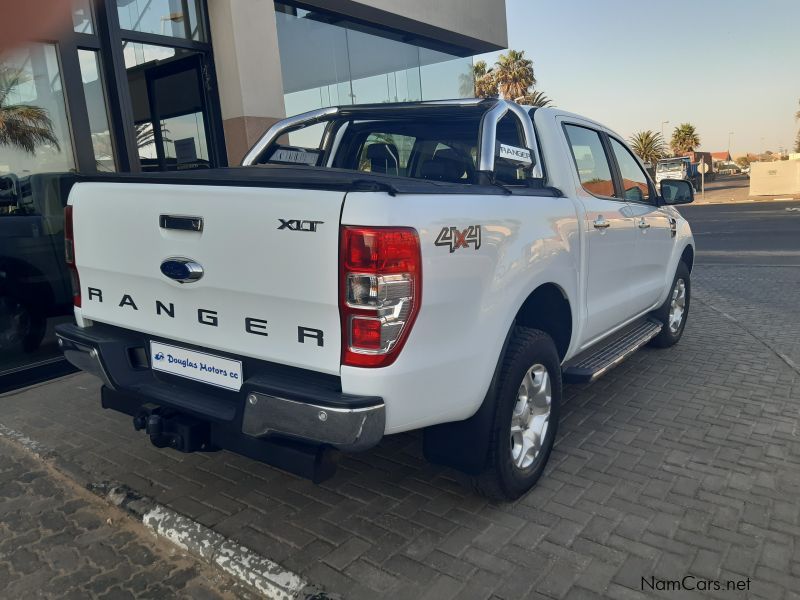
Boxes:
[0,295,47,353]
[649,261,690,348]
[471,327,561,501]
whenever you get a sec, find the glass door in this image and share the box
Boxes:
[0,44,78,382]
[123,45,213,170]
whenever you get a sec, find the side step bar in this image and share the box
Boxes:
[563,318,662,383]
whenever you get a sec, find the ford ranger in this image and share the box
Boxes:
[56,99,695,500]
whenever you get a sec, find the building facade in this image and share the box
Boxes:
[0,0,506,390]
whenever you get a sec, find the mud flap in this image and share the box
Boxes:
[422,324,515,475]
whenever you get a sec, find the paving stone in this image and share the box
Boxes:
[0,438,245,598]
[2,265,800,598]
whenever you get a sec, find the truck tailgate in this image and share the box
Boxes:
[71,181,343,375]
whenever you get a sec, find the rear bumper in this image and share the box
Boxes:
[55,322,384,452]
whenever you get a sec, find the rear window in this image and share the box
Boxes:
[334,117,482,184]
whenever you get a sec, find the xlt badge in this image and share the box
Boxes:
[278,219,324,232]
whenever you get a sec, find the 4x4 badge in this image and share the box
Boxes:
[435,225,482,253]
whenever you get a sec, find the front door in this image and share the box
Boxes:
[563,123,637,345]
[607,137,675,312]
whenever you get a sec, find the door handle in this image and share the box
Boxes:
[638,218,650,229]
[160,214,204,232]
[593,216,610,229]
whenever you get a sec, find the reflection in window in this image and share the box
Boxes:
[0,44,76,375]
[117,0,204,41]
[122,43,211,170]
[564,125,615,197]
[73,0,94,34]
[78,50,117,172]
[0,44,74,176]
[610,138,650,202]
[275,2,474,117]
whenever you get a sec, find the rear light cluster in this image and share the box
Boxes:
[339,226,421,367]
[64,205,81,307]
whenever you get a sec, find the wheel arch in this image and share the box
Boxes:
[513,282,573,361]
[423,281,572,475]
[680,244,695,272]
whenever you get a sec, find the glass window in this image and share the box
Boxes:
[322,117,479,183]
[357,133,415,176]
[494,114,529,184]
[122,43,212,171]
[275,2,472,117]
[609,138,651,202]
[117,0,204,41]
[0,44,77,377]
[78,50,117,172]
[73,0,94,34]
[419,49,473,100]
[0,45,75,175]
[564,124,615,198]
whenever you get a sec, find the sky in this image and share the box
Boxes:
[476,0,800,156]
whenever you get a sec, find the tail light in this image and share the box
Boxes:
[64,205,81,307]
[340,226,421,367]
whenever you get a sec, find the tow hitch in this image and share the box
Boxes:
[102,387,340,483]
[132,403,213,453]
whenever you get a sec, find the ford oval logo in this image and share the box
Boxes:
[160,258,203,283]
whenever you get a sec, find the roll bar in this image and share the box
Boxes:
[241,99,544,181]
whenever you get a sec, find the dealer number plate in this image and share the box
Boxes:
[150,341,243,391]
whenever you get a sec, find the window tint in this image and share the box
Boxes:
[564,125,615,197]
[610,138,651,202]
[357,133,415,176]
[494,114,528,184]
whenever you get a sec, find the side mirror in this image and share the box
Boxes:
[660,178,694,205]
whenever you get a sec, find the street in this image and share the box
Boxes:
[683,199,800,266]
[0,197,796,599]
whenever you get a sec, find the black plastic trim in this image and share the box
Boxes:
[55,322,382,424]
[73,165,562,197]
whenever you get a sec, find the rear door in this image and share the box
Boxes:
[71,181,344,374]
[563,122,637,344]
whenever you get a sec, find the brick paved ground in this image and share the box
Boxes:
[0,266,798,599]
[0,435,247,599]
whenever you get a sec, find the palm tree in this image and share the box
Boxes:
[516,89,553,107]
[670,123,700,156]
[494,50,535,101]
[629,130,666,165]
[0,66,59,154]
[469,60,498,98]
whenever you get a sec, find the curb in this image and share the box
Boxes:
[0,425,334,600]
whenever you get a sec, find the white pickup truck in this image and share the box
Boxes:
[56,99,695,500]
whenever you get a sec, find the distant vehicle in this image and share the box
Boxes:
[0,173,74,353]
[656,157,698,186]
[716,161,741,176]
[655,153,715,188]
[691,152,715,181]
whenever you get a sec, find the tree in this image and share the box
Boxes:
[629,130,666,165]
[470,60,498,98]
[516,89,553,107]
[0,66,59,154]
[735,156,750,168]
[494,50,535,101]
[670,123,700,155]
